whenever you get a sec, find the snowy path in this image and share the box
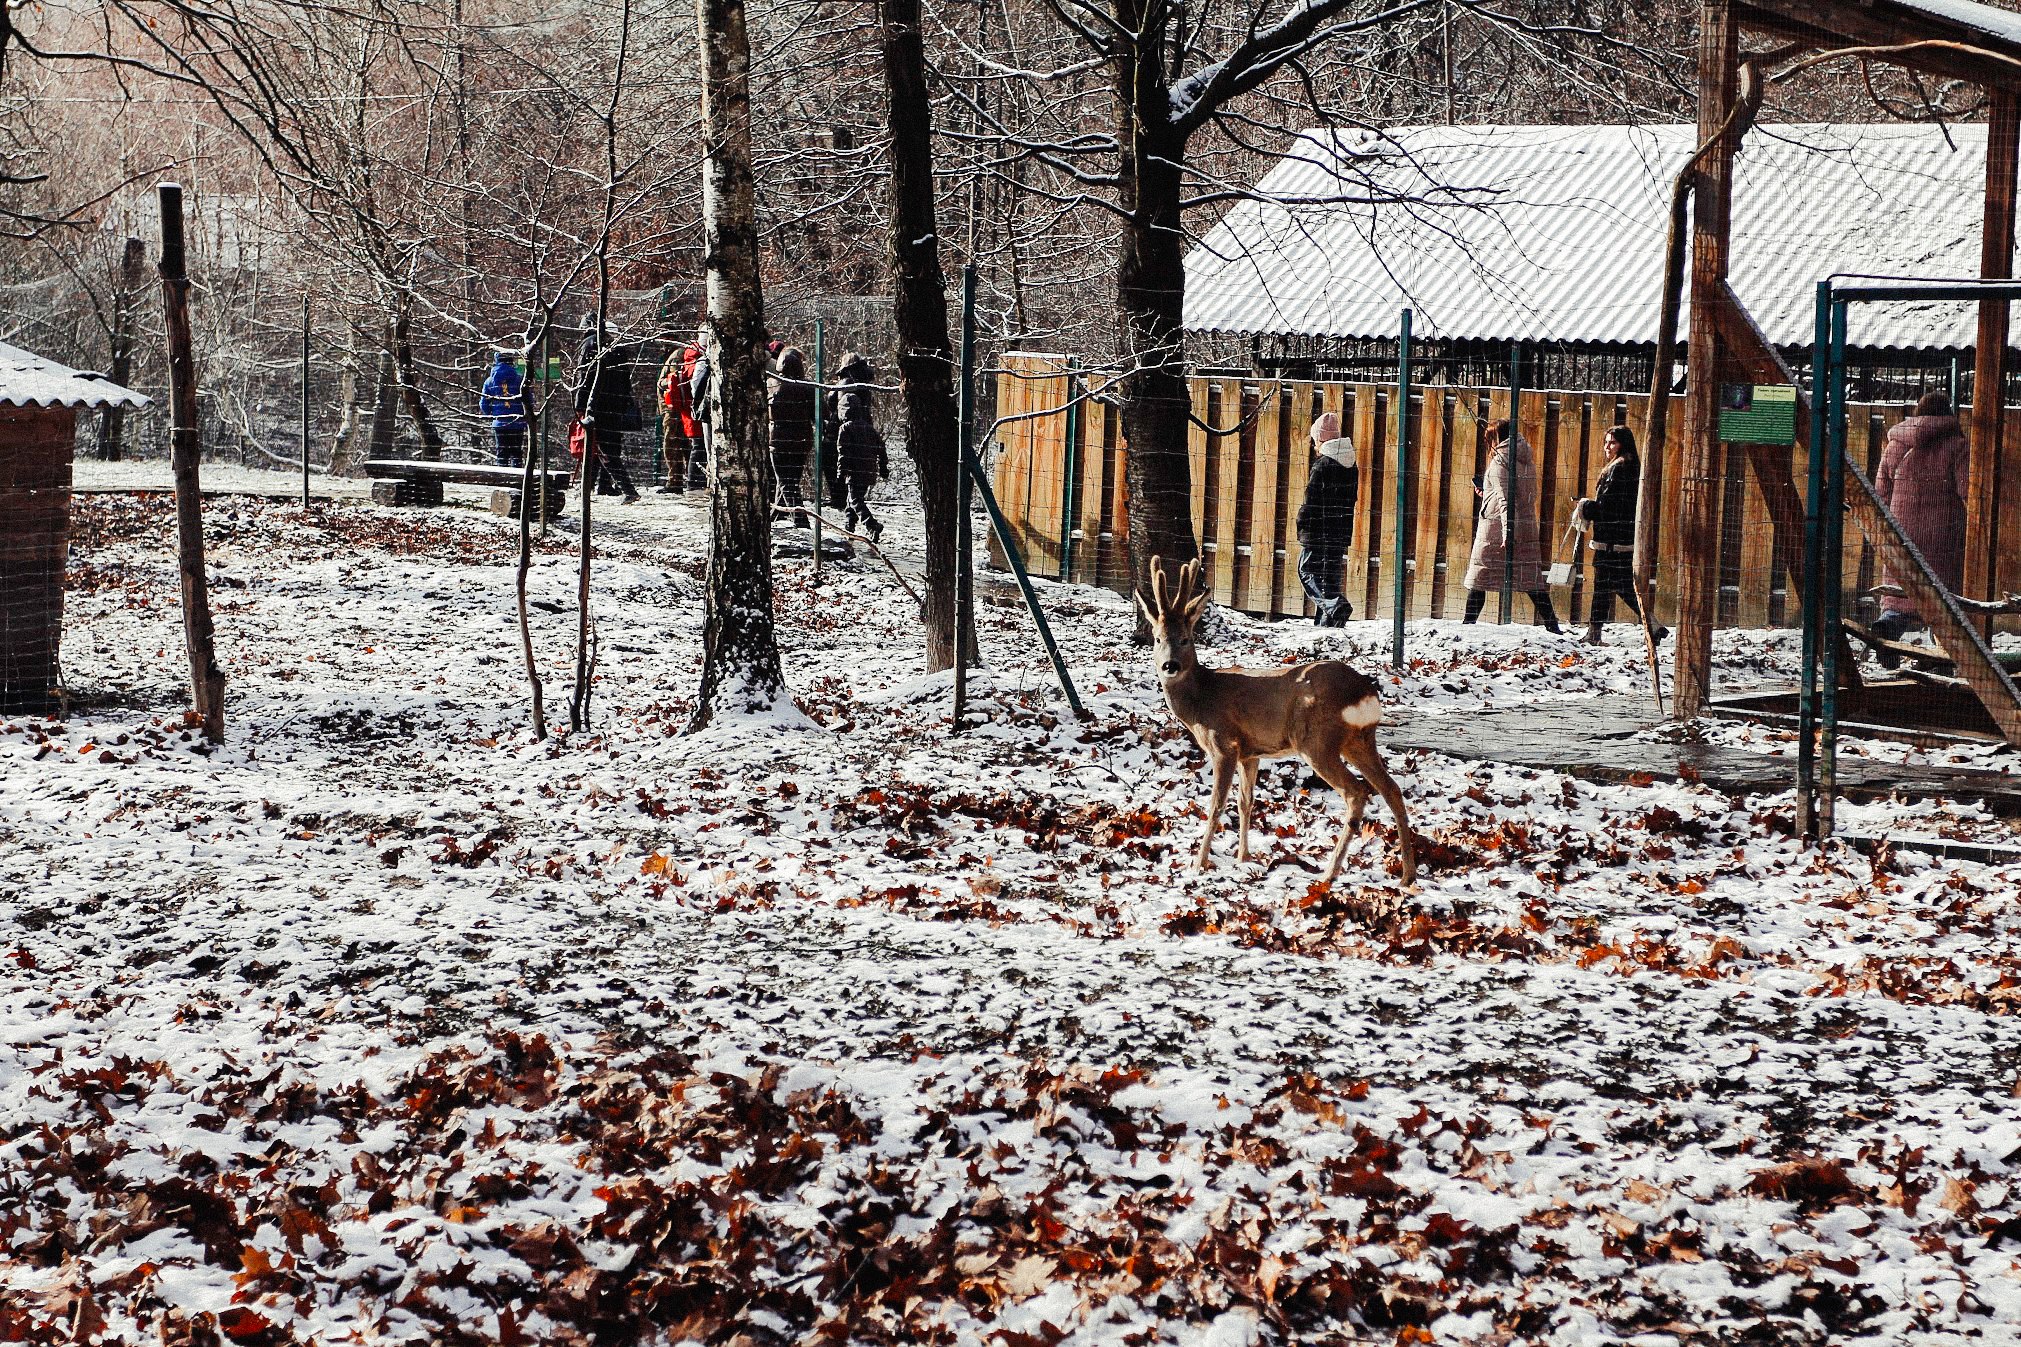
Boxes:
[5,488,2021,1345]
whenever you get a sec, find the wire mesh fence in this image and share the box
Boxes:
[986,345,2021,729]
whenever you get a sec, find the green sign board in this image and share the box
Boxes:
[1718,383,1797,446]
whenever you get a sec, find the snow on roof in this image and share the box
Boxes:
[1183,122,1990,352]
[0,341,149,411]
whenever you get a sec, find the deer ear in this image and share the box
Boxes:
[1134,589,1156,627]
[1183,589,1209,629]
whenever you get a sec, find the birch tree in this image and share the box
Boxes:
[690,0,786,729]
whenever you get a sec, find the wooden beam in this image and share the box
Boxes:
[1733,1,2021,88]
[1968,89,2019,599]
[1676,0,1740,717]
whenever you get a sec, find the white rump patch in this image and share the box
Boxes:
[1339,695,1381,728]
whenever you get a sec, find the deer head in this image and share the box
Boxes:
[1137,555,1208,680]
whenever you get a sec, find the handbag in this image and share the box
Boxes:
[567,417,590,460]
[1545,519,1582,588]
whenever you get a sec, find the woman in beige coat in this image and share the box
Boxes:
[1461,420,1562,632]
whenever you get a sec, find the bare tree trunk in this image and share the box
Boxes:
[368,327,400,459]
[96,235,145,461]
[516,344,547,740]
[157,184,225,743]
[689,0,784,730]
[393,298,446,460]
[328,343,362,475]
[1116,107,1200,637]
[876,0,958,671]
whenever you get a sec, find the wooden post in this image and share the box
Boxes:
[1967,89,2019,600]
[1674,0,1738,718]
[157,183,225,743]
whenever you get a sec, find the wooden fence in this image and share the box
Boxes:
[990,353,2021,628]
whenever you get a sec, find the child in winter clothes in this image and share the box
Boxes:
[1295,412,1358,626]
[824,353,887,542]
[480,351,529,467]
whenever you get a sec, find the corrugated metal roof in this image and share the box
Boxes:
[0,341,150,410]
[1183,123,1990,352]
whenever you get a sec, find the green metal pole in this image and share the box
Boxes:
[301,292,311,509]
[953,265,977,726]
[1796,281,1830,840]
[967,444,1083,715]
[1059,357,1081,580]
[1393,308,1412,668]
[1820,298,1849,837]
[812,318,826,579]
[1501,344,1522,623]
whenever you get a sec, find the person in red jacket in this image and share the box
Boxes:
[657,339,706,493]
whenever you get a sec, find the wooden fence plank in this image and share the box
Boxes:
[2001,406,2021,628]
[1411,391,1448,619]
[1072,388,1106,584]
[1377,388,1411,625]
[1443,391,1484,620]
[1735,426,1776,629]
[1278,383,1313,617]
[1188,380,1210,552]
[1347,384,1382,613]
[1246,382,1284,614]
[1211,378,1244,604]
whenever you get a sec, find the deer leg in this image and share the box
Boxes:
[1236,757,1259,863]
[1301,746,1370,883]
[1340,733,1417,887]
[1197,752,1235,871]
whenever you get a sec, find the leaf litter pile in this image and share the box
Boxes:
[5,489,2021,1345]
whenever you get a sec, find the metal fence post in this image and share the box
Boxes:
[953,265,978,726]
[1059,357,1081,579]
[1393,309,1412,668]
[301,293,311,509]
[812,318,825,579]
[1820,298,1849,836]
[1501,344,1523,623]
[1797,281,1830,839]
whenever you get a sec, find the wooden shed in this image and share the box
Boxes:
[0,342,148,712]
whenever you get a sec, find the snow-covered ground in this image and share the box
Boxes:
[5,473,2021,1346]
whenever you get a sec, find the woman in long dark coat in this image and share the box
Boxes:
[768,346,816,525]
[1574,424,1666,645]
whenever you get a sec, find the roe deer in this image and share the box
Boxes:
[1139,556,1416,885]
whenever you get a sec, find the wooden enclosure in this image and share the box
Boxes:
[990,354,2021,629]
[0,404,79,711]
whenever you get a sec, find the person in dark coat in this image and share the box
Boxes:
[1574,424,1667,645]
[572,326,641,503]
[480,350,530,467]
[769,346,816,526]
[1294,411,1358,627]
[1873,391,1971,649]
[825,352,886,542]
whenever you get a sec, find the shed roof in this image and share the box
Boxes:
[1183,122,1990,353]
[0,341,149,410]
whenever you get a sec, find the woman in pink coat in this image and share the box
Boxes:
[1461,420,1562,632]
[1872,391,1970,644]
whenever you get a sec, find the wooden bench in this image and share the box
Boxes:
[361,458,572,519]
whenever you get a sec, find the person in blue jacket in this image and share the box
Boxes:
[480,350,530,467]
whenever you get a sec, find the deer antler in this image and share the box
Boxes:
[1149,554,1170,616]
